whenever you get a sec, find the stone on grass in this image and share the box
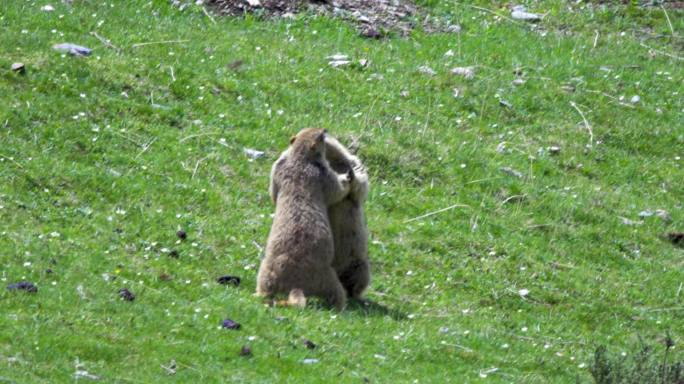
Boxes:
[221,318,241,330]
[118,288,135,301]
[7,281,37,293]
[216,275,241,286]
[11,62,26,74]
[53,43,92,56]
[511,5,541,21]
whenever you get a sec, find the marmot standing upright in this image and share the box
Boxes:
[257,128,351,310]
[324,137,370,299]
[270,135,371,299]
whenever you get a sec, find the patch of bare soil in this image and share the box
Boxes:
[200,0,457,37]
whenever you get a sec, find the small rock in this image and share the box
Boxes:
[638,210,654,218]
[302,358,319,364]
[303,339,316,350]
[450,66,475,79]
[620,217,643,226]
[499,99,513,108]
[73,370,100,380]
[445,24,462,33]
[511,5,541,21]
[329,60,351,67]
[53,43,92,56]
[246,0,261,6]
[327,54,349,61]
[500,167,523,178]
[518,288,530,297]
[76,284,88,300]
[360,26,382,39]
[41,4,55,11]
[548,146,561,155]
[176,230,187,240]
[655,209,671,222]
[512,78,525,86]
[417,65,436,76]
[239,345,252,357]
[243,148,265,160]
[496,142,507,153]
[7,281,37,293]
[216,275,241,286]
[11,62,26,74]
[221,318,241,330]
[630,95,641,104]
[118,288,135,301]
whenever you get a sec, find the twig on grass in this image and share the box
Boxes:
[454,3,522,26]
[191,156,210,180]
[131,39,190,48]
[441,342,474,353]
[640,307,684,313]
[135,137,157,159]
[585,89,635,109]
[592,30,599,49]
[661,5,675,37]
[639,42,684,61]
[404,203,470,223]
[201,6,217,24]
[90,31,121,53]
[570,101,593,148]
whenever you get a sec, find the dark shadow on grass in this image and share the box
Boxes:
[345,298,407,320]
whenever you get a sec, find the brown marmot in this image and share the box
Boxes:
[256,128,351,310]
[324,136,370,299]
[271,135,371,300]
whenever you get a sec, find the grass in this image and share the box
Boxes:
[1,0,683,382]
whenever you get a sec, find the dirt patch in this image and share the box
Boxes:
[197,0,458,37]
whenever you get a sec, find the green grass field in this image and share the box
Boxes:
[1,1,683,382]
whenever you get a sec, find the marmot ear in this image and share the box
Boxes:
[290,135,296,144]
[317,130,326,142]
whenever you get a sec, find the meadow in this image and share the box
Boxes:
[1,1,683,382]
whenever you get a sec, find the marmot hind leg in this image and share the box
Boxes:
[316,268,347,311]
[338,259,370,299]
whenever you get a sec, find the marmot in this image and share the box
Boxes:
[323,137,370,299]
[271,136,371,300]
[257,128,351,310]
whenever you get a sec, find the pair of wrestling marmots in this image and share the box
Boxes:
[256,128,370,310]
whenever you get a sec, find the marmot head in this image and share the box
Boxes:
[290,128,327,158]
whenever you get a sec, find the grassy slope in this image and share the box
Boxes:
[1,0,683,382]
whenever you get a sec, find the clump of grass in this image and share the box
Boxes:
[590,337,683,384]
